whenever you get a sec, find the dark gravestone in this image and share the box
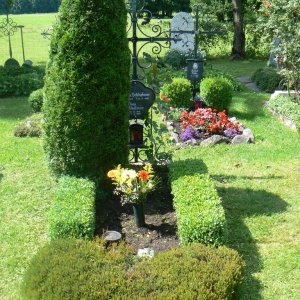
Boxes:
[129,80,155,119]
[187,59,204,82]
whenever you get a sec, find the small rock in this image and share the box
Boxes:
[200,135,230,147]
[231,135,251,144]
[242,128,254,142]
[170,132,180,143]
[137,248,155,258]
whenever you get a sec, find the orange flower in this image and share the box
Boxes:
[139,170,149,181]
[107,170,117,178]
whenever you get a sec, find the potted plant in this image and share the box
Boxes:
[107,164,160,227]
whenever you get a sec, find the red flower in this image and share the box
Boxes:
[266,3,270,8]
[139,170,149,182]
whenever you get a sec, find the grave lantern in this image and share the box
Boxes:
[193,95,203,110]
[129,123,145,148]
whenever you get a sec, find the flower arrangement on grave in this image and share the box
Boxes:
[180,108,240,141]
[107,163,160,206]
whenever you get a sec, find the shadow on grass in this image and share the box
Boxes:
[167,158,209,181]
[216,185,288,300]
[229,88,270,122]
[0,97,32,120]
[0,173,3,183]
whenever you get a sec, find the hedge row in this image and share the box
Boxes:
[0,66,44,97]
[48,176,96,240]
[169,157,227,247]
[251,67,282,93]
[21,238,244,300]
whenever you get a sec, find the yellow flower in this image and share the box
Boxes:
[107,170,117,178]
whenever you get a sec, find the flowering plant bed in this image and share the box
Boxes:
[180,108,240,141]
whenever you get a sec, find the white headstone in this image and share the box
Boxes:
[171,12,194,51]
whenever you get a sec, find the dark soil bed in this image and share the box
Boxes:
[95,165,180,253]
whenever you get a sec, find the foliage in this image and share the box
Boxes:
[0,66,44,97]
[169,157,227,246]
[266,95,300,132]
[42,0,131,184]
[203,66,243,91]
[21,238,244,300]
[20,238,134,300]
[107,163,160,205]
[1,0,61,14]
[143,0,191,17]
[14,113,42,137]
[251,67,282,93]
[200,77,233,111]
[180,108,240,140]
[48,176,95,240]
[163,48,206,69]
[161,78,192,108]
[257,0,300,95]
[28,88,43,112]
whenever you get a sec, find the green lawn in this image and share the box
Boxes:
[0,97,55,300]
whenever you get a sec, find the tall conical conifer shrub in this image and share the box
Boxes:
[42,0,131,185]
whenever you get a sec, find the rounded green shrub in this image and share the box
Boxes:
[200,77,233,112]
[161,78,191,108]
[42,0,131,184]
[14,113,42,137]
[28,88,44,112]
[163,49,187,69]
[251,67,282,93]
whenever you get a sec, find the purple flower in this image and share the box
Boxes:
[224,128,238,138]
[181,126,201,141]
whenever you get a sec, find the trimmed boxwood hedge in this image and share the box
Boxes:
[169,156,227,247]
[48,176,96,240]
[21,238,244,299]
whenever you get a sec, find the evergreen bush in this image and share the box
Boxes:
[200,77,233,112]
[21,238,244,300]
[28,88,44,112]
[251,67,282,93]
[169,157,227,247]
[42,0,131,184]
[161,78,192,108]
[48,176,96,240]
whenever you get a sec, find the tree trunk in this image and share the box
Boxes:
[231,0,245,60]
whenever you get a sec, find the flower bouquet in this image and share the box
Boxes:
[107,164,160,227]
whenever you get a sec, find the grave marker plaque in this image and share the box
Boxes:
[187,59,204,82]
[129,80,155,119]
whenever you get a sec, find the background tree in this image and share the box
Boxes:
[0,0,61,13]
[144,0,191,17]
[230,0,245,59]
[258,0,300,96]
[42,0,131,185]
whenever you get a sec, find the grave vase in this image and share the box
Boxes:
[132,202,145,228]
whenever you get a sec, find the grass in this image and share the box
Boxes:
[0,97,55,300]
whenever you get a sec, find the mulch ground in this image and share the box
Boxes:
[95,165,180,253]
